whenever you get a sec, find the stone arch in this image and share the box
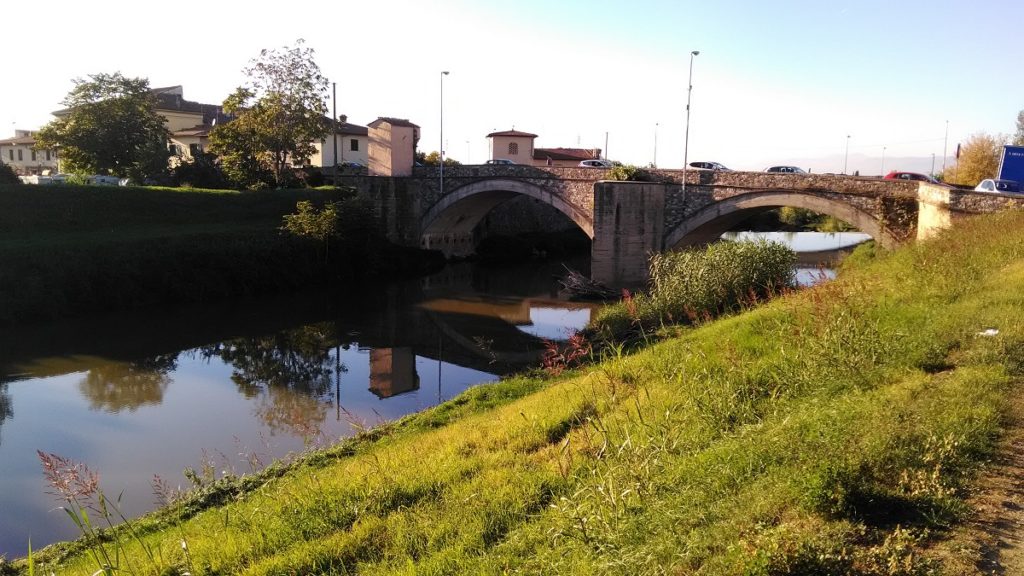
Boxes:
[663,191,899,249]
[420,179,593,255]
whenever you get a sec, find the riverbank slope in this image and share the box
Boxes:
[19,210,1024,574]
[0,184,441,324]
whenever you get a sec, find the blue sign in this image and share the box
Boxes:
[999,145,1024,182]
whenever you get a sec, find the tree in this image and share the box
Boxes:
[1014,110,1024,146]
[415,151,462,167]
[0,162,19,184]
[210,40,330,189]
[34,73,170,180]
[941,133,1005,187]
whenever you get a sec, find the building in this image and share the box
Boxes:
[368,117,420,176]
[151,86,230,162]
[532,146,602,167]
[486,129,537,164]
[0,130,59,175]
[309,115,369,168]
[485,129,601,167]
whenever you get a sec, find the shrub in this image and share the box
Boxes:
[172,151,230,189]
[606,164,653,182]
[0,162,19,184]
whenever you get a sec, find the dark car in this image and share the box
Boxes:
[688,161,731,171]
[883,171,940,184]
[765,166,807,174]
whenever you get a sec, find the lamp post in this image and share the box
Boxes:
[683,50,699,193]
[440,70,449,196]
[942,120,949,174]
[653,122,659,168]
[843,134,851,175]
[881,146,886,176]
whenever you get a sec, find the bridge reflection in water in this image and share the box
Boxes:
[0,260,594,557]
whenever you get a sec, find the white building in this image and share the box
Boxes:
[0,130,59,175]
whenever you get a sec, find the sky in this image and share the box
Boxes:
[3,0,1021,175]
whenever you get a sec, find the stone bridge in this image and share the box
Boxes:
[337,166,1024,286]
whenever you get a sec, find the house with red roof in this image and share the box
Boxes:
[486,129,601,167]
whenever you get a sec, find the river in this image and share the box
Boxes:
[0,231,869,557]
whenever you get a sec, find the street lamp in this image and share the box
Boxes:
[881,146,886,176]
[683,50,699,192]
[843,134,851,175]
[440,70,450,196]
[653,122,659,168]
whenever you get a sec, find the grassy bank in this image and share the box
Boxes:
[0,184,440,324]
[15,210,1024,574]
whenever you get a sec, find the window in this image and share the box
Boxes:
[17,149,22,161]
[168,144,179,155]
[350,138,358,152]
[189,143,201,157]
[7,150,11,161]
[31,150,36,161]
[508,142,519,155]
[45,151,51,161]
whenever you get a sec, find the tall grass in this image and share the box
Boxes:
[592,239,795,341]
[14,210,1024,575]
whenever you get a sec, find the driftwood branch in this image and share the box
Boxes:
[559,266,617,300]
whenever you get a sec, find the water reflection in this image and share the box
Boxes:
[78,355,176,413]
[0,260,595,557]
[200,323,341,397]
[0,383,11,445]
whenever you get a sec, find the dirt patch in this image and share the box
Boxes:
[937,395,1024,574]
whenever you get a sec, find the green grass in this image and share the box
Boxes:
[17,210,1024,575]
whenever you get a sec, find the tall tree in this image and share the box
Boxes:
[1014,110,1024,146]
[942,133,1005,187]
[35,73,170,180]
[210,40,330,188]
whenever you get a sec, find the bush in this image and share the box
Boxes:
[173,152,230,189]
[0,162,19,184]
[606,164,653,182]
[592,240,796,339]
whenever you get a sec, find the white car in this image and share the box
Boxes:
[579,159,614,168]
[974,179,1021,194]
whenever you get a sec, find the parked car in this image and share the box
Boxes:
[688,161,731,171]
[765,165,806,174]
[340,161,365,168]
[883,171,940,184]
[579,159,614,168]
[974,179,1021,194]
[485,159,516,165]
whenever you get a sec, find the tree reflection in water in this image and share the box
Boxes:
[78,354,177,413]
[0,383,12,446]
[199,322,346,443]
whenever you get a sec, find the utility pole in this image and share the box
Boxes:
[332,82,338,184]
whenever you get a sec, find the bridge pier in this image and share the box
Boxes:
[591,182,666,288]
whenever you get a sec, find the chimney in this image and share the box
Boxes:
[339,114,348,124]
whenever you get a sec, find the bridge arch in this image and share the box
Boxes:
[663,191,899,250]
[420,179,594,254]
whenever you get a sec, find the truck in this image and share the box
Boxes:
[998,145,1024,183]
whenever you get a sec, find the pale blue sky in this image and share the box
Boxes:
[3,0,1020,173]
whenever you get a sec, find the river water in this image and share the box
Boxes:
[0,232,868,557]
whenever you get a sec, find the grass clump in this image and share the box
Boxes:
[13,210,1024,574]
[592,239,795,341]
